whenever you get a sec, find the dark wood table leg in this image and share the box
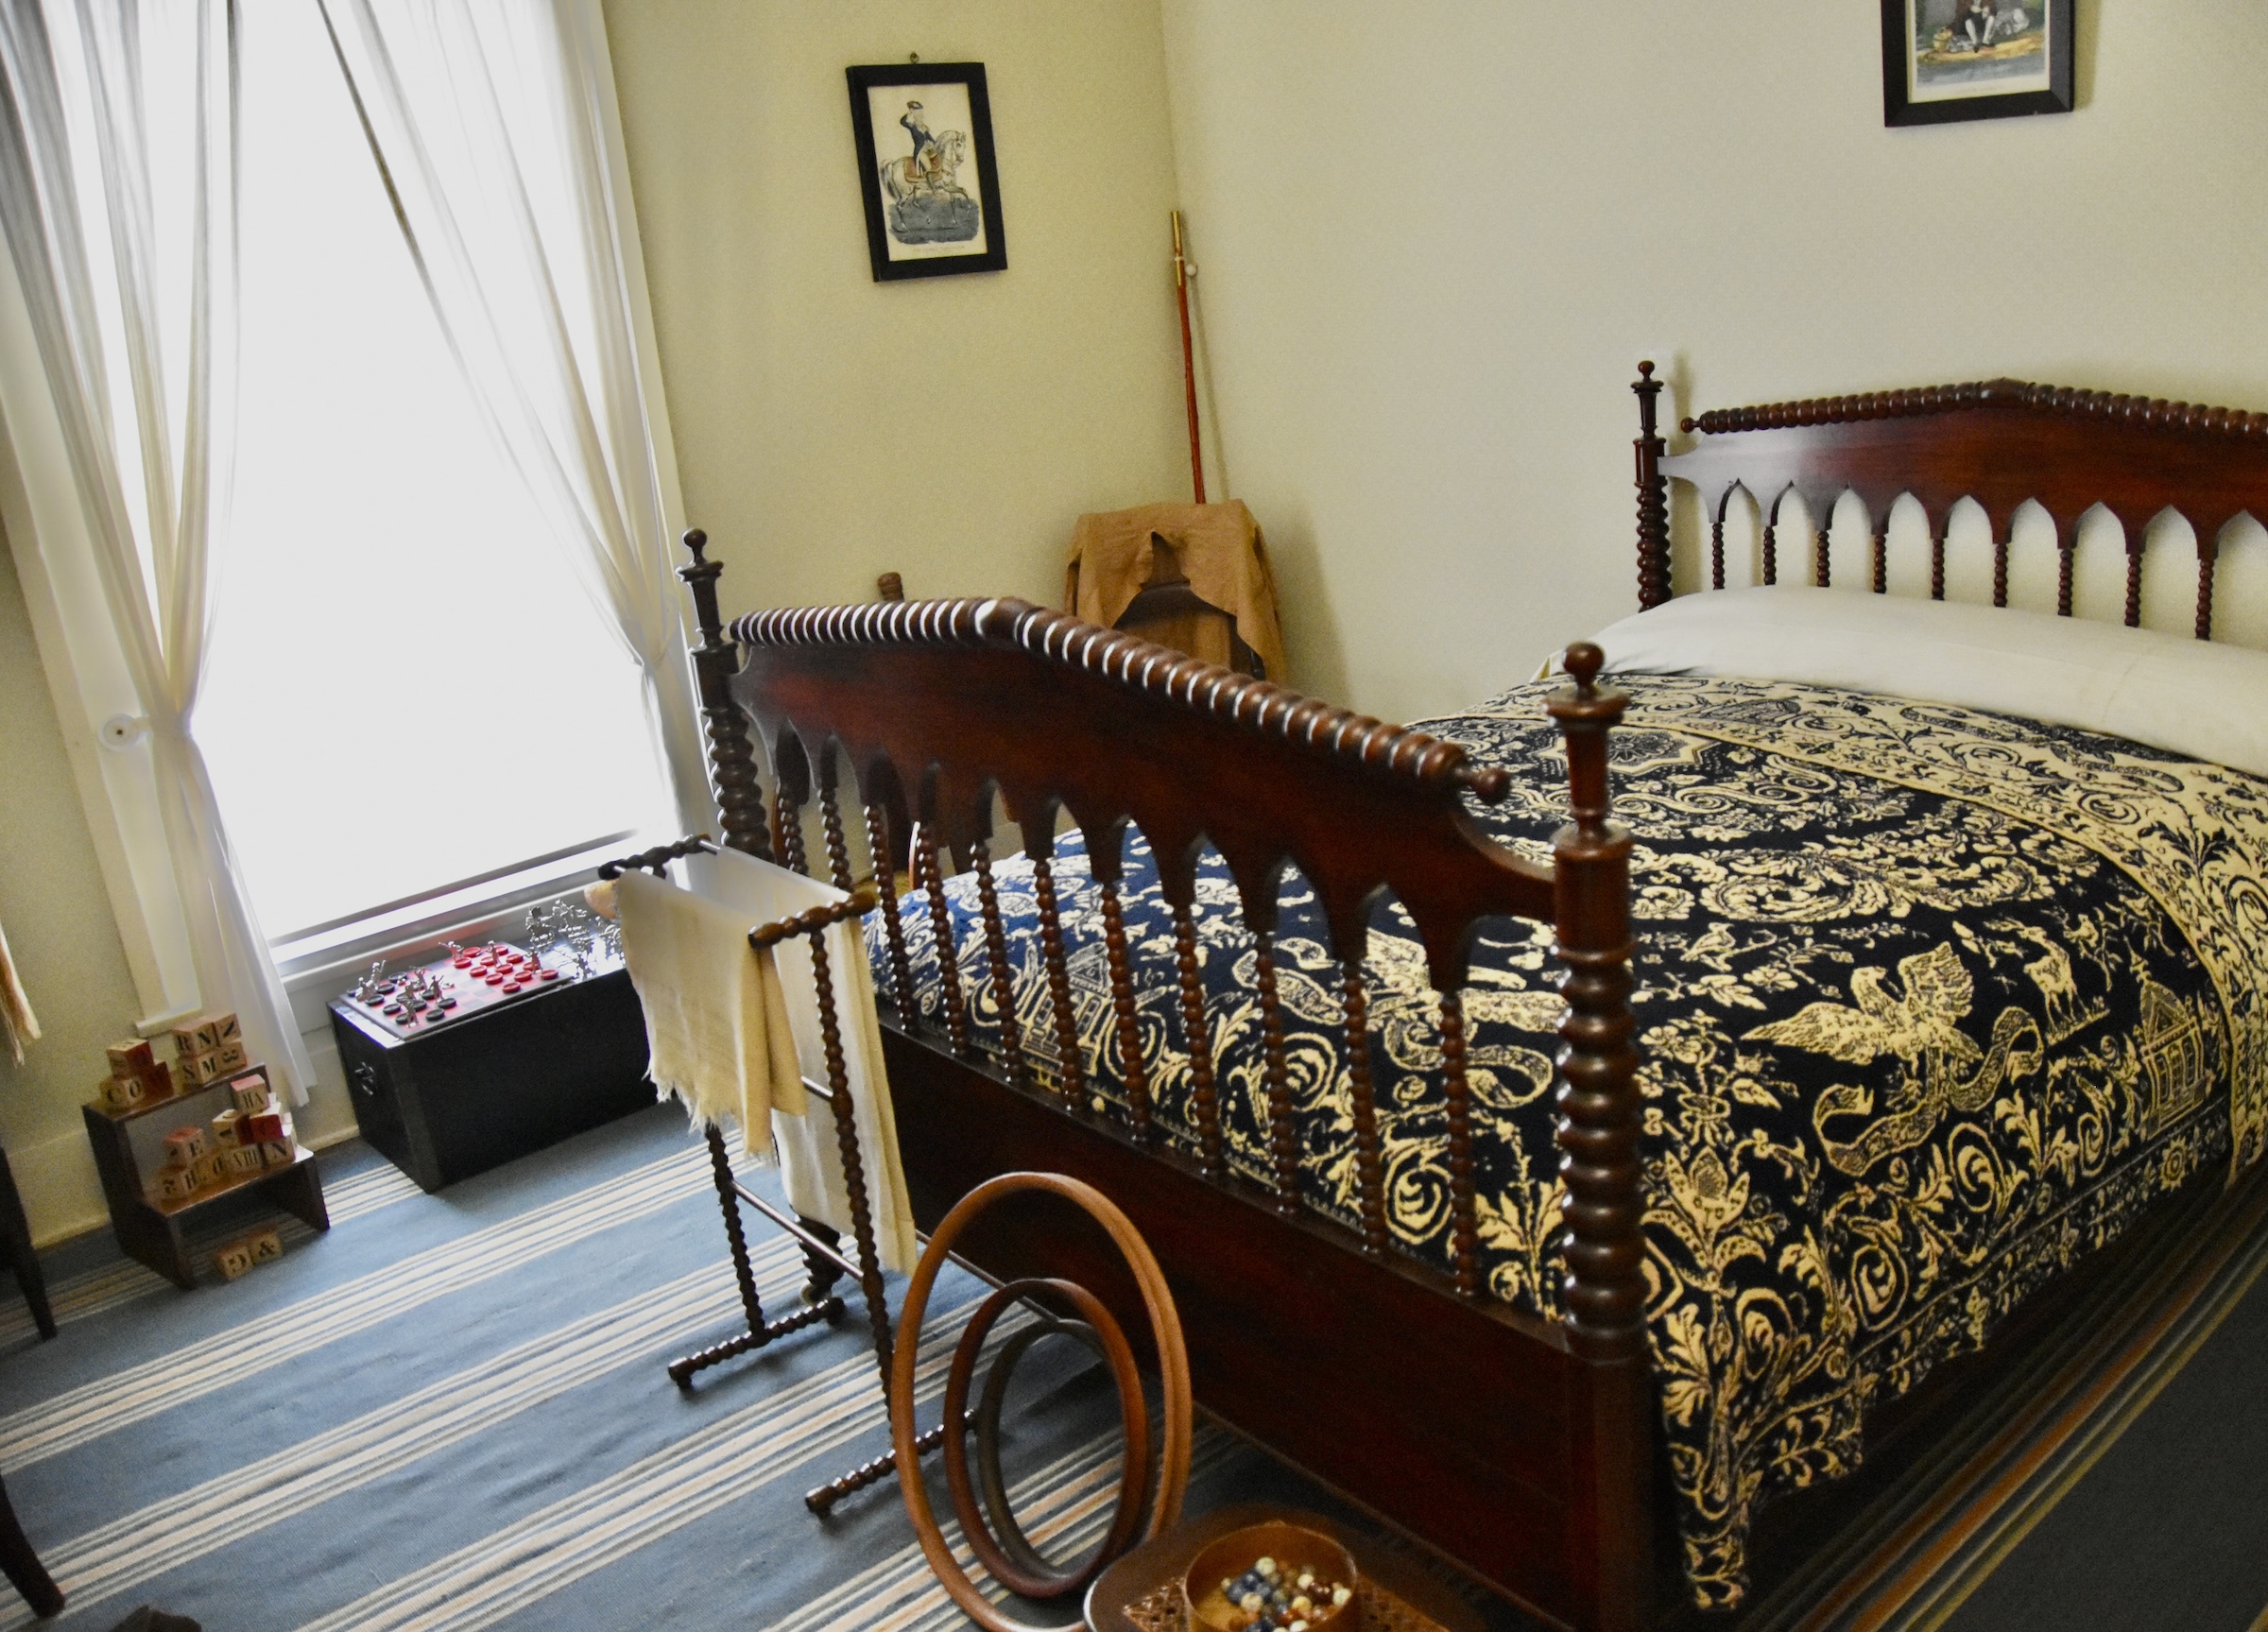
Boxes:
[266,1157,331,1232]
[0,1150,54,1340]
[0,1473,62,1617]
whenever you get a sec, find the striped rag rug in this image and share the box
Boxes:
[0,1105,2263,1630]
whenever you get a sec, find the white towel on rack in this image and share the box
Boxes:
[614,867,805,1136]
[617,849,919,1275]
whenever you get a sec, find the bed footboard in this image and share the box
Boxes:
[680,535,1655,1632]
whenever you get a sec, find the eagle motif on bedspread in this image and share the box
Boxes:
[864,675,2268,1609]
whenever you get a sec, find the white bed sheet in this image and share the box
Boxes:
[1584,586,2268,779]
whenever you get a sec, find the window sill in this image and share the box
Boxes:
[275,832,642,1031]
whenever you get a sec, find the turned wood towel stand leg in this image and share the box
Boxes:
[597,540,952,1518]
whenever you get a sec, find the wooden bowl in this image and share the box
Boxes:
[1183,1520,1360,1632]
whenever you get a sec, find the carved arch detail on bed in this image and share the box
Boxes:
[1632,368,2268,638]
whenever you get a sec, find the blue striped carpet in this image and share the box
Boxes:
[0,1108,1514,1631]
[3,1106,2263,1631]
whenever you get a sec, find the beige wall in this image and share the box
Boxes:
[603,0,1193,623]
[0,517,140,1245]
[1159,4,2268,724]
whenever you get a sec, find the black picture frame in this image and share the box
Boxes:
[846,62,1007,281]
[1882,0,2073,127]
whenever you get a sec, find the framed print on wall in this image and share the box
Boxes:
[1882,0,2073,126]
[846,61,1007,281]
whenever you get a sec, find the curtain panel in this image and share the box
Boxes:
[0,0,315,1099]
[317,0,713,841]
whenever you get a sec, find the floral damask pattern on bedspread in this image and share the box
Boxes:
[864,676,2268,1608]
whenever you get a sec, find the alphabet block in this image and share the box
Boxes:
[212,1012,241,1046]
[259,1140,292,1167]
[224,1145,263,1176]
[99,1074,147,1112]
[208,1040,249,1077]
[230,1075,271,1115]
[163,1126,208,1166]
[213,1242,254,1281]
[106,1038,155,1078]
[247,1227,283,1264]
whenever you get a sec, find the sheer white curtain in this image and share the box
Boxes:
[0,1,314,1098]
[316,0,712,838]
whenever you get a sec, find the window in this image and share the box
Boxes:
[193,4,670,947]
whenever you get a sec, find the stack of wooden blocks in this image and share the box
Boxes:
[170,1010,249,1094]
[146,1062,296,1206]
[98,1010,250,1113]
[96,1036,175,1110]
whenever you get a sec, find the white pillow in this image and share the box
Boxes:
[1582,585,2268,780]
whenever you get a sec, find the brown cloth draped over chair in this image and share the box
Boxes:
[1065,501,1286,680]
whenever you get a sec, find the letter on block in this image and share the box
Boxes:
[259,1140,292,1167]
[151,1169,192,1204]
[213,1012,241,1045]
[163,1126,207,1165]
[208,1040,249,1077]
[248,1228,284,1264]
[214,1243,254,1281]
[100,1074,146,1111]
[230,1076,271,1115]
[225,1145,263,1176]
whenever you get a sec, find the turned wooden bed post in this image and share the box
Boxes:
[1633,363,1672,609]
[1549,643,1651,1632]
[679,530,772,862]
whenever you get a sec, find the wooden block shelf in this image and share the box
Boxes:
[83,1067,329,1290]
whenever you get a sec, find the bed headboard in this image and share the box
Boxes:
[1631,362,2268,638]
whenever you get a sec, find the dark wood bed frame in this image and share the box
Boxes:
[677,367,2268,1632]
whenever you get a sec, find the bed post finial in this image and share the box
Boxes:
[678,528,774,861]
[1548,646,1644,1365]
[1634,365,1671,611]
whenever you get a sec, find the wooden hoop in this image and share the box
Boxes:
[943,1277,1147,1598]
[892,1173,1193,1632]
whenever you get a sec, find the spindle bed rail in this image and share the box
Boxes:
[676,531,1654,1632]
[1631,360,2268,629]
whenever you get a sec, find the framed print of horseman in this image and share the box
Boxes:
[1881,0,2074,126]
[847,61,1007,281]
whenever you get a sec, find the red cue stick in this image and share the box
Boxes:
[1172,210,1205,505]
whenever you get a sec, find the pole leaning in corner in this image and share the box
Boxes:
[1173,210,1206,505]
